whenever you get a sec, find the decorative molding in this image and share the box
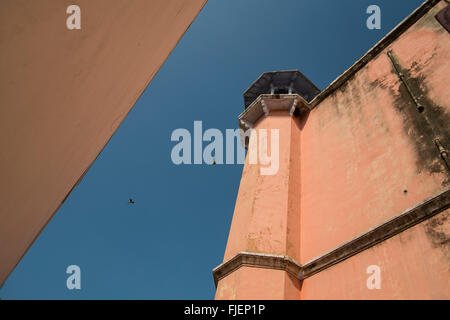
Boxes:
[213,187,450,287]
[261,99,269,117]
[212,252,302,287]
[289,99,298,116]
[300,186,450,279]
[237,94,310,148]
[239,118,253,129]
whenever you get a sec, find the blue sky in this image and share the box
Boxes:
[0,0,424,299]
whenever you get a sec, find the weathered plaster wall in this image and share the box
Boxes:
[216,110,303,299]
[0,0,206,286]
[216,1,449,300]
[300,1,450,265]
[222,111,302,263]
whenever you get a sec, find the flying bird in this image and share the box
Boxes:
[128,198,135,204]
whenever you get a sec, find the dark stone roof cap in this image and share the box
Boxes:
[243,70,320,109]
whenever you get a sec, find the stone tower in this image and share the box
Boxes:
[214,0,450,299]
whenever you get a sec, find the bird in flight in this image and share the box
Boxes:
[128,198,135,204]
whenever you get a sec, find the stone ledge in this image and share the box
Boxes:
[237,93,310,148]
[213,186,450,287]
[300,186,450,278]
[212,252,302,287]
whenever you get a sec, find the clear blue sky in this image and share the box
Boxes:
[0,0,424,299]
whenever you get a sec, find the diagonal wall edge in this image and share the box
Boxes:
[0,0,207,287]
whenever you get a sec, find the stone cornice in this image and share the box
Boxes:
[212,252,302,287]
[237,94,310,148]
[238,94,309,125]
[213,186,450,287]
[300,186,450,279]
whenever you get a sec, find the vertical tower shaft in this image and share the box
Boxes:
[213,71,320,299]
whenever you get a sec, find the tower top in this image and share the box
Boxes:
[243,70,320,109]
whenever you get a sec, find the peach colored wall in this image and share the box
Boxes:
[300,1,450,264]
[301,209,449,299]
[217,1,449,300]
[217,110,302,299]
[222,111,302,262]
[0,0,206,286]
